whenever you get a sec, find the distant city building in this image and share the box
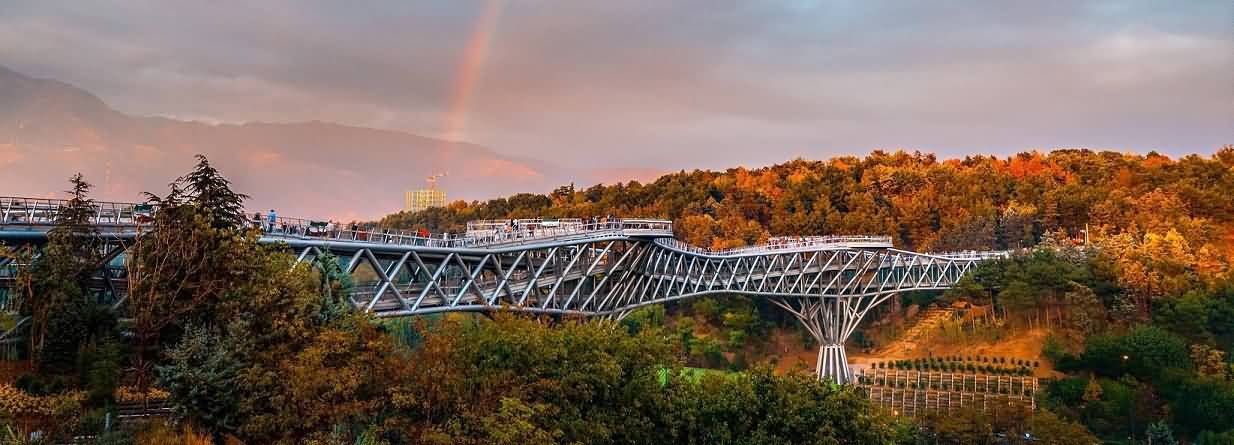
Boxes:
[404,189,447,213]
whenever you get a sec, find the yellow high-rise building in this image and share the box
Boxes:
[404,189,447,213]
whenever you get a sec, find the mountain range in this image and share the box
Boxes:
[0,64,567,220]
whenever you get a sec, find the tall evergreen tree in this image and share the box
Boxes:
[129,157,250,393]
[29,173,107,372]
[176,154,250,229]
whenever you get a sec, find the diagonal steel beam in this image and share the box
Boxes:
[518,247,559,306]
[563,241,615,310]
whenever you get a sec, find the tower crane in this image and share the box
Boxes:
[426,172,447,190]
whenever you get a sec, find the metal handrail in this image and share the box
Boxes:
[0,196,674,248]
[657,235,895,256]
[926,250,1012,260]
[1,196,149,225]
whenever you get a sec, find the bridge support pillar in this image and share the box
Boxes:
[773,293,899,385]
[816,343,852,384]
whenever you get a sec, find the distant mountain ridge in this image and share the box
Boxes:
[0,64,556,220]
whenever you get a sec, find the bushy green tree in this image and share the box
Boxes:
[1146,421,1178,445]
[620,304,666,334]
[918,407,996,445]
[311,249,352,323]
[1081,325,1190,380]
[663,367,902,445]
[1164,375,1234,435]
[158,324,244,433]
[1198,429,1234,445]
[1021,410,1100,445]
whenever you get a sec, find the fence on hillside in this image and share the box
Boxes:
[856,368,1039,417]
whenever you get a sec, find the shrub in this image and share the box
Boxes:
[115,386,171,403]
[1081,325,1191,379]
[133,422,214,445]
[0,384,86,416]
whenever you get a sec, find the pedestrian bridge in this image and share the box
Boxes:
[0,196,1006,383]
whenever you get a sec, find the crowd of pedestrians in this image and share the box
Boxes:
[249,209,453,246]
[473,215,622,243]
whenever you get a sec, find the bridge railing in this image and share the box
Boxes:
[281,218,672,248]
[1,197,672,248]
[462,218,672,246]
[925,250,1012,260]
[657,235,894,256]
[1,196,150,225]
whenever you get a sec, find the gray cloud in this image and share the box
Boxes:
[0,0,1229,176]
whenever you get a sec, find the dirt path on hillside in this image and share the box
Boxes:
[768,320,1060,378]
[850,327,1058,377]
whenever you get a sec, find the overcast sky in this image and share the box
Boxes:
[2,0,1231,174]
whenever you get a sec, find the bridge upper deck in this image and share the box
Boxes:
[655,235,896,257]
[0,196,674,248]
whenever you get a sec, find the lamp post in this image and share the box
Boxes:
[1123,354,1134,441]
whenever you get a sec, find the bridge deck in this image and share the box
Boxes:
[0,196,673,248]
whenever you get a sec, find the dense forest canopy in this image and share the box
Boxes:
[383,147,1234,254]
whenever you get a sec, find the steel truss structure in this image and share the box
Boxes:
[0,196,1005,383]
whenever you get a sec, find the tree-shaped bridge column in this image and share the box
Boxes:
[817,343,850,384]
[772,291,897,384]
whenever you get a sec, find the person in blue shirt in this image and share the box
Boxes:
[267,209,277,232]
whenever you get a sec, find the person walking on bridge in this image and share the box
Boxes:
[267,209,277,233]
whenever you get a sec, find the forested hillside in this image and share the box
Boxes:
[383,148,1234,255]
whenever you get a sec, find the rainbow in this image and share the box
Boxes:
[442,0,505,144]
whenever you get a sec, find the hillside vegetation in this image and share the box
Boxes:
[383,147,1234,255]
[383,147,1234,443]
